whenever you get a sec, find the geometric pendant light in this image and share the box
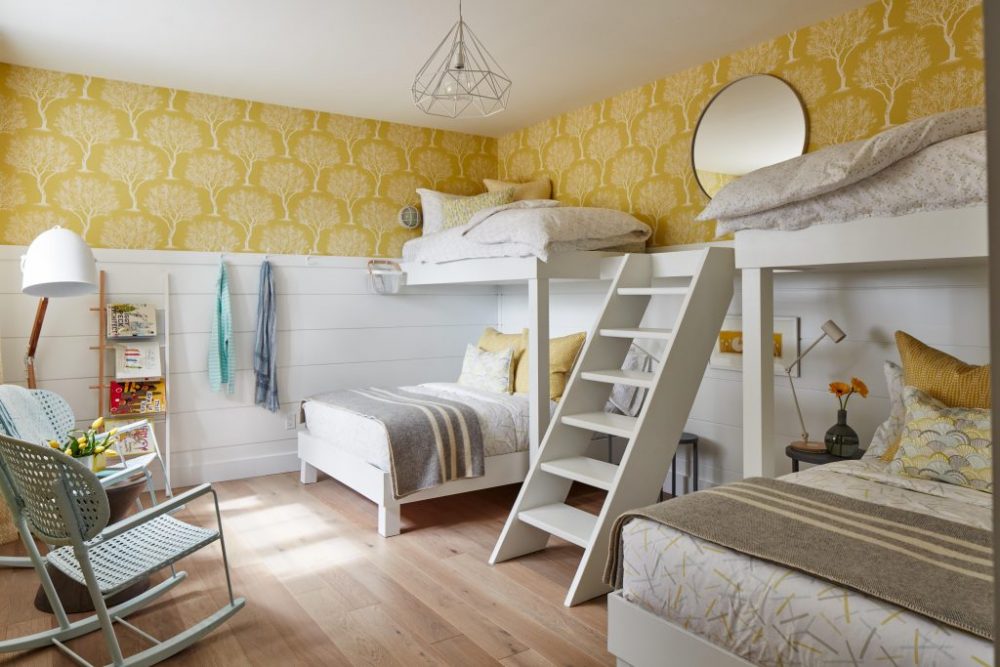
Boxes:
[412,0,511,118]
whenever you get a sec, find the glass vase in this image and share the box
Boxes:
[824,409,859,457]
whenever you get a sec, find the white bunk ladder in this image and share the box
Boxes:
[489,247,735,606]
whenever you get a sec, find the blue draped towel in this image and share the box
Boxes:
[208,261,234,394]
[254,260,278,412]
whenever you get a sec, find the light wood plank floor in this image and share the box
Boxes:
[0,473,613,666]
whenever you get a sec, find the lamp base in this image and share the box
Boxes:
[789,441,827,454]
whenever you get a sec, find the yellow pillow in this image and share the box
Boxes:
[477,327,527,391]
[895,331,990,409]
[514,332,587,400]
[441,188,515,230]
[484,177,552,201]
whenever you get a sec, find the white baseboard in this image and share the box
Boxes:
[170,451,300,488]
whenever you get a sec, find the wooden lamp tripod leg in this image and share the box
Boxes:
[25,297,48,390]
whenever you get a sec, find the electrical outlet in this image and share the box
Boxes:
[285,411,297,430]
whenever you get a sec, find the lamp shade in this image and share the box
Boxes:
[21,227,98,297]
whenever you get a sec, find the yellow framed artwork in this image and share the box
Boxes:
[710,316,800,375]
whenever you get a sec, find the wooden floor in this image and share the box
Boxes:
[0,473,614,666]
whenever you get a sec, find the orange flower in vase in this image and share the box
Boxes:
[825,377,867,457]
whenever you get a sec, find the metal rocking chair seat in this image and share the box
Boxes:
[48,514,218,596]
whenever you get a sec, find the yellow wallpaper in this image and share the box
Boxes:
[498,0,984,246]
[0,63,497,256]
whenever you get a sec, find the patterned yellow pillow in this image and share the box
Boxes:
[484,177,552,201]
[895,331,990,409]
[441,188,515,230]
[888,386,992,492]
[457,344,514,394]
[514,332,587,400]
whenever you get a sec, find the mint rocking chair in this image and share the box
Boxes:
[0,433,244,666]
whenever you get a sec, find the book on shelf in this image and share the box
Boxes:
[114,341,162,380]
[109,380,166,416]
[107,303,157,338]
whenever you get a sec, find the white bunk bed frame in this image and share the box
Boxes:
[607,205,988,667]
[298,250,626,537]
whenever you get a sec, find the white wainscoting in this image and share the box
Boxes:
[0,246,499,487]
[499,265,990,492]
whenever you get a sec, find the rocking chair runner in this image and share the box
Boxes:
[0,433,244,666]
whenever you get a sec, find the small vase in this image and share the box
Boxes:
[825,409,859,457]
[76,453,107,473]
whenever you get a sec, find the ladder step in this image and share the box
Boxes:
[580,369,655,388]
[617,287,688,296]
[540,456,618,490]
[600,327,673,340]
[518,503,598,548]
[562,411,637,438]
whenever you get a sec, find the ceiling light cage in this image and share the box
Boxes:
[412,1,511,118]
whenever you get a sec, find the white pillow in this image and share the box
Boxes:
[863,360,905,459]
[417,188,466,235]
[457,344,514,394]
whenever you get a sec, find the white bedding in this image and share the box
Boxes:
[302,383,551,471]
[620,459,993,666]
[403,200,650,264]
[714,130,987,236]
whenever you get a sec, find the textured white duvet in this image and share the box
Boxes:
[403,200,650,264]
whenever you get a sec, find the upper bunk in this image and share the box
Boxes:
[734,204,988,272]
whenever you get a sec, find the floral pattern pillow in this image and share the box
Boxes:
[863,361,904,460]
[888,386,992,493]
[441,188,515,230]
[457,344,514,394]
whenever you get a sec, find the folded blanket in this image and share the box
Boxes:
[605,477,993,640]
[306,387,485,498]
[700,106,984,222]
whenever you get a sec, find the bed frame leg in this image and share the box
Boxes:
[300,460,319,484]
[378,501,401,537]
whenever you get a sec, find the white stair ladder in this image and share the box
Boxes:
[489,247,735,606]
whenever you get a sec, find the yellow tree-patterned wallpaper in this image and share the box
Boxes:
[0,63,497,256]
[499,0,984,246]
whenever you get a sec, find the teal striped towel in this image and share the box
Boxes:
[208,261,235,394]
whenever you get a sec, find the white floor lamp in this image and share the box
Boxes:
[20,227,98,388]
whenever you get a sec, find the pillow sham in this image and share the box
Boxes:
[417,188,465,235]
[484,177,552,201]
[441,188,515,230]
[895,331,990,409]
[457,344,514,394]
[514,332,587,400]
[863,360,905,461]
[477,327,527,392]
[888,386,992,492]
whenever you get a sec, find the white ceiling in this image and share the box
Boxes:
[0,0,870,137]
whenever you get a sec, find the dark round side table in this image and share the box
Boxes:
[785,445,863,473]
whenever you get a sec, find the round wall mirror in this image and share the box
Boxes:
[692,74,807,198]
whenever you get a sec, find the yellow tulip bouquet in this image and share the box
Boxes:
[48,417,120,472]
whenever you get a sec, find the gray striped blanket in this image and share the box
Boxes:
[605,477,993,640]
[308,388,484,498]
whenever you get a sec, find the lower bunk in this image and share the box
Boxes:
[298,382,540,536]
[606,459,993,667]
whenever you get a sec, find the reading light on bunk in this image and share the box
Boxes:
[412,0,511,118]
[786,319,846,453]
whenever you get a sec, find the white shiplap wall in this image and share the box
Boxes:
[499,264,990,491]
[0,246,499,487]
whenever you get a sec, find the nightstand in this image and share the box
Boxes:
[785,445,863,472]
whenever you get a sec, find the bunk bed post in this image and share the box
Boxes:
[528,275,550,463]
[742,268,776,477]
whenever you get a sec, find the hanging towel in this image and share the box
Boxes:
[208,261,235,394]
[254,260,279,412]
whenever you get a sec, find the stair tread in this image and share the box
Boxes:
[617,287,689,296]
[562,411,637,438]
[540,456,618,490]
[518,503,598,547]
[600,327,673,340]
[580,369,655,388]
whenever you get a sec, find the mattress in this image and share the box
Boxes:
[619,459,993,666]
[302,382,548,471]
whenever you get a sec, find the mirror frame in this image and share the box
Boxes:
[690,74,809,199]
